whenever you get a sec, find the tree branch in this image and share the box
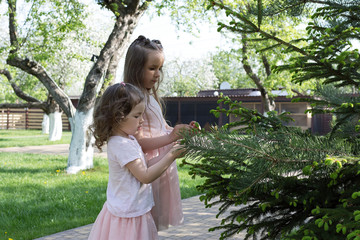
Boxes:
[6,56,75,118]
[213,1,309,56]
[138,0,153,14]
[6,1,75,119]
[291,88,305,96]
[241,35,275,112]
[8,0,19,54]
[78,8,147,111]
[0,69,41,103]
[268,0,329,16]
[261,55,271,77]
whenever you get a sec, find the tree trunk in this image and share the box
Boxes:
[47,97,63,141]
[67,13,145,173]
[6,0,148,174]
[241,34,275,113]
[48,112,62,141]
[66,109,95,174]
[42,114,49,134]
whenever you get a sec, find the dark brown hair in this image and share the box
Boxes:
[91,83,144,151]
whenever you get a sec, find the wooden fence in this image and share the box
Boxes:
[0,108,70,130]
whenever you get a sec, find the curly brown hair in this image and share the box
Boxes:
[91,83,144,151]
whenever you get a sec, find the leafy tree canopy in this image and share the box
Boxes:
[161,57,217,96]
[0,0,112,103]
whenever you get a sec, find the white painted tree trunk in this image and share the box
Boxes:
[49,111,63,141]
[66,109,94,174]
[42,114,49,134]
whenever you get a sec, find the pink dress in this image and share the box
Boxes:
[142,95,184,231]
[88,136,158,240]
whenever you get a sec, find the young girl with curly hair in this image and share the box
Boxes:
[88,83,184,240]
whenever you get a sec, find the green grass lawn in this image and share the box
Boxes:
[0,130,72,148]
[0,130,205,240]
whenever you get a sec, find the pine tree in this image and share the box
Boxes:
[182,1,360,239]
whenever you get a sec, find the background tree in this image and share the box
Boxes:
[156,0,314,112]
[161,57,217,96]
[181,0,360,239]
[3,0,152,173]
[0,0,90,140]
[0,69,52,134]
[210,49,254,89]
[0,1,113,140]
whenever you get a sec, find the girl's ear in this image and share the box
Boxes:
[114,117,123,126]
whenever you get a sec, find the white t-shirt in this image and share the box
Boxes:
[106,135,154,218]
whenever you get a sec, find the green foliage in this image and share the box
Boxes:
[12,0,87,60]
[210,50,256,89]
[274,1,360,137]
[210,95,294,133]
[294,85,360,140]
[161,57,217,96]
[153,0,214,33]
[1,0,96,102]
[150,0,315,97]
[181,1,360,239]
[207,0,315,96]
[0,68,48,103]
[275,3,360,89]
[182,118,360,239]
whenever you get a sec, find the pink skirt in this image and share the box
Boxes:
[88,203,158,240]
[146,144,184,231]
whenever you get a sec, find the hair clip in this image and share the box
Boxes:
[120,82,126,86]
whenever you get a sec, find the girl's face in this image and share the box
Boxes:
[142,50,164,90]
[115,101,145,137]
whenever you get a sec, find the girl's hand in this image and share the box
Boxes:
[171,144,186,158]
[170,124,191,141]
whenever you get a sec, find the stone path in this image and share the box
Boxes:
[34,196,245,240]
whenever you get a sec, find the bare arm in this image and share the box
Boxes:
[126,145,183,184]
[165,122,173,131]
[135,132,176,152]
[135,124,191,152]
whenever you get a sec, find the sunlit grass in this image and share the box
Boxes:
[0,152,204,240]
[178,159,205,199]
[0,129,72,148]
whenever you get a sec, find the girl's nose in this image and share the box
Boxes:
[154,69,160,77]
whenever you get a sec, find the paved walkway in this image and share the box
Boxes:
[0,145,245,240]
[0,144,107,158]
